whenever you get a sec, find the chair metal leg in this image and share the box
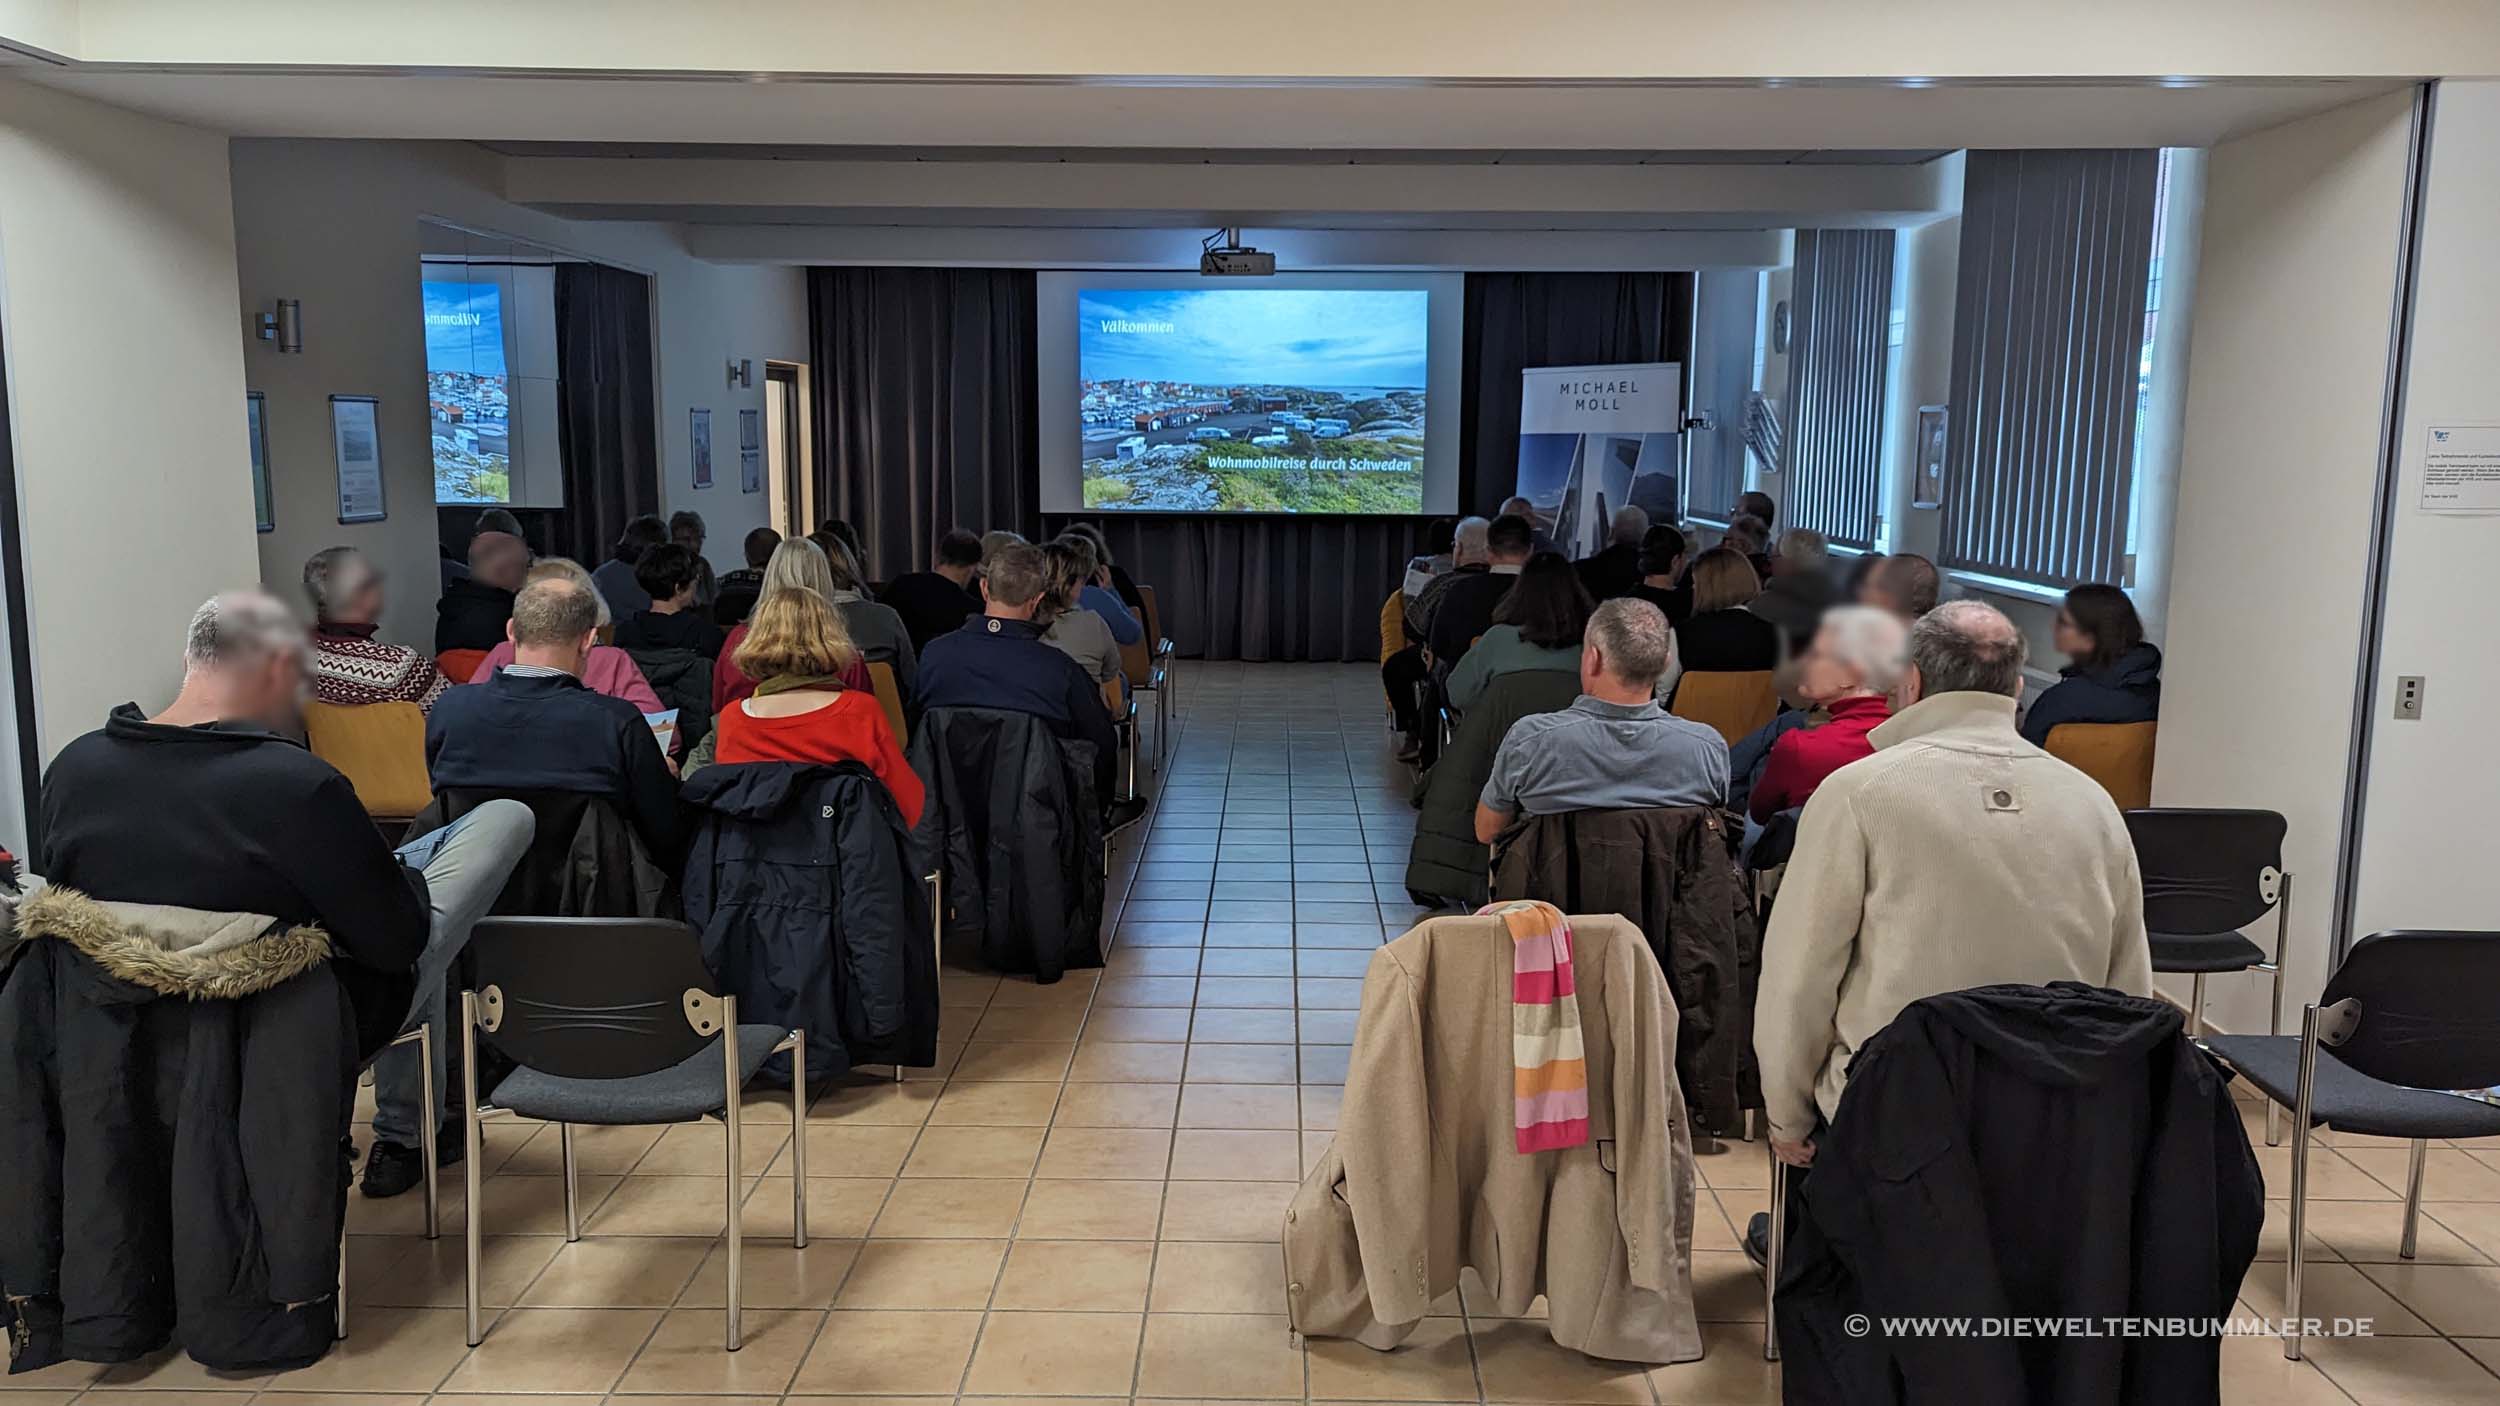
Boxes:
[560,1123,580,1242]
[722,993,745,1352]
[2400,1137,2428,1259]
[788,1031,809,1249]
[2267,876,2295,1147]
[460,991,486,1348]
[1765,1149,1786,1362]
[417,1022,439,1241]
[2284,1003,2324,1361]
[2189,973,2208,1038]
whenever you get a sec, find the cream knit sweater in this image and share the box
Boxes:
[1754,690,2155,1140]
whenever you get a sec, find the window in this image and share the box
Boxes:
[1939,149,2164,589]
[1780,228,1895,550]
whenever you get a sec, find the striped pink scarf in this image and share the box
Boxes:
[1481,899,1589,1153]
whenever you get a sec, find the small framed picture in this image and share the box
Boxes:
[331,395,387,524]
[1913,404,1949,510]
[739,408,762,494]
[246,392,274,532]
[690,407,714,489]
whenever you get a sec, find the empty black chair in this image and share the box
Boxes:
[456,916,804,1352]
[2206,930,2500,1360]
[2126,809,2291,1045]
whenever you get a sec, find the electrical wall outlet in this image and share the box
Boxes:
[2394,675,2426,721]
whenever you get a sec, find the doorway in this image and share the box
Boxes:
[763,361,811,540]
[0,289,36,858]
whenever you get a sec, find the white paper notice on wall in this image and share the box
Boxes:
[2422,424,2500,513]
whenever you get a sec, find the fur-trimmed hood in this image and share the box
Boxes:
[10,886,330,999]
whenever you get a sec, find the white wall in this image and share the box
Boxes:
[2350,80,2500,940]
[2158,88,2420,1028]
[228,140,805,644]
[0,79,259,774]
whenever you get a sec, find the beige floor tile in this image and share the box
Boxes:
[0,1389,81,1403]
[2429,1201,2500,1260]
[1178,1082,1302,1130]
[1099,975,1201,1007]
[2291,1196,2487,1264]
[902,1124,1047,1178]
[1470,1317,1656,1402]
[512,1234,710,1306]
[807,1077,945,1125]
[1185,1042,1300,1085]
[928,1079,1065,1126]
[791,1123,923,1178]
[465,1170,625,1237]
[1134,1312,1307,1398]
[612,1305,820,1395]
[1171,1129,1302,1181]
[2216,1330,2354,1406]
[1110,945,1206,976]
[259,1308,473,1394]
[1690,1250,1766,1324]
[1037,1125,1176,1178]
[1071,1040,1190,1082]
[836,1237,1009,1308]
[973,1004,1092,1041]
[1200,949,1297,978]
[1640,1323,1784,1404]
[2355,1261,2500,1335]
[951,1040,1080,1082]
[987,971,1101,1007]
[2255,1197,2349,1264]
[2256,1145,2400,1201]
[2300,1333,2500,1405]
[633,1120,791,1175]
[679,1238,862,1309]
[1149,1240,1288,1312]
[871,1176,1030,1237]
[69,1394,253,1405]
[226,1393,432,1405]
[1018,1178,1168,1239]
[1056,1081,1183,1128]
[963,1310,1147,1394]
[491,1121,664,1175]
[1192,1007,1300,1042]
[790,1309,983,1393]
[993,1239,1158,1310]
[2460,1336,2500,1375]
[1694,1145,1769,1190]
[1197,976,1298,1008]
[939,972,1003,1004]
[740,1176,892,1240]
[2237,1261,2433,1334]
[1085,1007,1198,1043]
[583,1173,753,1236]
[1161,1179,1295,1242]
[353,1232,562,1309]
[2345,1146,2500,1201]
[1304,1316,1479,1400]
[436,1306,661,1393]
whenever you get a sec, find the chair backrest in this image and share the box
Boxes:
[2045,721,2158,811]
[595,623,616,646]
[1669,670,1778,745]
[2321,930,2500,1092]
[467,916,722,1080]
[2124,808,2286,935]
[865,660,909,741]
[1140,584,1167,646]
[1378,590,1406,662]
[302,700,432,819]
[1119,631,1153,689]
[435,648,489,685]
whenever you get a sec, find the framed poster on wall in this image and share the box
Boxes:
[738,408,761,494]
[690,408,714,489]
[1913,404,1949,510]
[247,392,274,532]
[331,395,387,524]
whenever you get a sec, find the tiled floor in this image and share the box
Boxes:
[15,662,2500,1404]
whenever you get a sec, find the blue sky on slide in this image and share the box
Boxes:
[422,279,506,376]
[1079,287,1426,388]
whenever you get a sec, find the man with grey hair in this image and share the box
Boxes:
[1748,527,1839,649]
[1753,599,2153,1174]
[1473,598,1728,843]
[1577,504,1652,600]
[38,589,533,1200]
[304,546,451,711]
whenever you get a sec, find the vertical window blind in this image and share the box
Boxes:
[1941,149,2161,588]
[1780,228,1895,550]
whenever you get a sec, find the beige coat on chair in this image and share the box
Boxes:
[1282,912,1703,1365]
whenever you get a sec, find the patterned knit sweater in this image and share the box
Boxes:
[309,625,451,712]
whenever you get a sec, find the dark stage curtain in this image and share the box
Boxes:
[551,263,660,565]
[1459,272,1694,514]
[1046,514,1426,664]
[808,268,1041,578]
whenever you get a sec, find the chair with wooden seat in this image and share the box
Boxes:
[2044,721,2158,811]
[434,648,489,686]
[1669,670,1778,745]
[303,699,432,822]
[1102,677,1141,802]
[865,660,908,744]
[1119,630,1167,771]
[1378,590,1405,662]
[1131,587,1174,767]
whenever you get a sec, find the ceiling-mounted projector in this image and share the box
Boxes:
[1200,227,1275,277]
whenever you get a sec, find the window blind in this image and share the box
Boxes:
[1781,228,1895,550]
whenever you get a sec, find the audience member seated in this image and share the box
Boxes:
[1057,532,1143,648]
[36,590,532,1201]
[613,544,728,659]
[428,576,684,863]
[2020,582,2162,745]
[1446,552,1592,712]
[1747,605,1906,823]
[1722,512,1775,584]
[882,527,985,652]
[1384,516,1490,752]
[1498,494,1557,555]
[1747,528,1839,651]
[467,559,667,717]
[1576,505,1650,600]
[302,546,449,711]
[818,517,869,579]
[714,539,873,712]
[1857,551,1940,621]
[917,542,1141,831]
[1401,516,1459,600]
[822,535,919,694]
[438,507,524,589]
[1623,524,1693,627]
[1061,521,1147,614]
[1841,549,1885,602]
[591,514,668,620]
[1734,489,1779,573]
[434,529,528,653]
[1473,598,1728,844]
[1408,515,1490,647]
[1753,600,2153,1178]
[667,510,719,612]
[979,528,1028,568]
[1425,512,1535,670]
[713,526,779,625]
[1039,539,1125,687]
[711,588,923,826]
[1672,546,1781,673]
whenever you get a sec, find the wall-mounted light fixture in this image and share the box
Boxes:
[727,358,753,390]
[255,299,304,354]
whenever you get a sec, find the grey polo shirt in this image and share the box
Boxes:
[1481,695,1730,817]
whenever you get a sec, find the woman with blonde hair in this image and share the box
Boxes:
[710,588,922,824]
[1038,539,1122,686]
[1672,545,1780,672]
[464,556,667,715]
[713,538,870,712]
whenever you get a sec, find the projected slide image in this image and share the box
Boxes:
[1078,287,1427,514]
[423,279,512,504]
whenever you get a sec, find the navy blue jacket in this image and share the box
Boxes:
[2020,642,2162,745]
[914,614,1117,798]
[427,670,683,859]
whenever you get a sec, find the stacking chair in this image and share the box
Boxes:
[1378,589,1406,726]
[335,1022,439,1340]
[456,916,807,1350]
[1669,670,1778,745]
[1140,583,1177,718]
[2045,721,2158,811]
[1118,630,1167,771]
[303,700,432,823]
[2205,930,2500,1359]
[435,648,489,685]
[2126,810,2292,1070]
[866,659,909,743]
[1103,676,1143,805]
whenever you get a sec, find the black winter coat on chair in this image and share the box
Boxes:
[680,761,939,1084]
[907,707,1105,983]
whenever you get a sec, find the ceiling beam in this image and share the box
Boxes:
[680,224,1787,271]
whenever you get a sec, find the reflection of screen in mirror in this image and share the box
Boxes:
[424,278,511,504]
